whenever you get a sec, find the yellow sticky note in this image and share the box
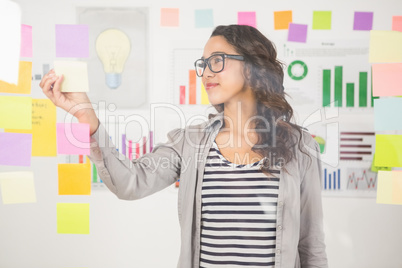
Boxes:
[6,99,57,156]
[0,172,36,204]
[160,8,179,27]
[375,135,402,167]
[0,61,32,94]
[0,96,32,129]
[392,171,402,204]
[58,157,91,195]
[57,203,90,234]
[201,82,209,105]
[54,60,89,92]
[369,30,402,63]
[274,11,292,30]
[312,11,332,30]
[377,171,393,204]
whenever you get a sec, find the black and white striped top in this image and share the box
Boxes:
[200,140,280,268]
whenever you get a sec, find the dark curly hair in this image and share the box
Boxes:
[209,25,304,173]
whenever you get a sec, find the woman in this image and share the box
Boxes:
[40,25,327,268]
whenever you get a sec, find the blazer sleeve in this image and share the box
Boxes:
[88,122,184,200]
[298,133,328,267]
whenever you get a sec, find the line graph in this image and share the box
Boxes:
[346,168,377,190]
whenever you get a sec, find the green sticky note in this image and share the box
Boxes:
[313,11,332,30]
[57,203,90,234]
[375,135,402,167]
[371,154,392,172]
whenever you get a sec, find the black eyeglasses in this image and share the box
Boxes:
[194,53,245,77]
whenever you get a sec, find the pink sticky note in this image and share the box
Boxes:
[160,8,179,27]
[55,24,89,58]
[0,132,32,167]
[353,12,373,31]
[20,24,32,58]
[238,12,256,28]
[57,123,90,155]
[392,16,402,32]
[372,63,402,97]
[288,23,308,43]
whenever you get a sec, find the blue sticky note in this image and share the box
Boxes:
[195,9,214,28]
[374,98,402,131]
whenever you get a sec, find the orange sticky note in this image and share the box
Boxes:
[372,63,402,97]
[392,16,402,32]
[58,157,91,195]
[161,8,179,27]
[274,11,292,30]
[0,61,32,94]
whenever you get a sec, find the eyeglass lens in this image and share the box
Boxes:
[195,55,224,77]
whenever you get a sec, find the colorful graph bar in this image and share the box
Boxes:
[324,168,341,190]
[180,85,185,104]
[359,72,367,107]
[334,66,343,107]
[322,69,331,107]
[92,163,97,183]
[346,83,354,107]
[189,70,196,104]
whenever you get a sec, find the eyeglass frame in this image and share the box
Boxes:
[194,53,245,77]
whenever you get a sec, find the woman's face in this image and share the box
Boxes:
[201,36,248,106]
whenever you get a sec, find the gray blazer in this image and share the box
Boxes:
[88,112,328,268]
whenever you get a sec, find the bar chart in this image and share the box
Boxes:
[321,66,377,108]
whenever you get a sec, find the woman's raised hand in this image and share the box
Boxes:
[39,69,100,135]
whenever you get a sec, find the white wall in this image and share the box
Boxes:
[1,0,402,267]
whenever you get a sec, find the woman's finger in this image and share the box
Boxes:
[52,75,64,101]
[39,69,55,88]
[41,75,58,103]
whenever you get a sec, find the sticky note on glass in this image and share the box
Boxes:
[6,99,57,157]
[274,11,292,30]
[57,203,90,234]
[238,12,256,28]
[372,63,402,96]
[0,172,36,204]
[375,135,402,167]
[55,24,89,58]
[288,23,308,43]
[57,123,90,155]
[21,24,32,57]
[195,9,214,28]
[312,11,332,30]
[0,96,32,129]
[392,16,402,32]
[0,132,32,166]
[369,30,402,63]
[54,60,89,92]
[160,8,179,27]
[353,12,373,31]
[374,98,402,131]
[377,171,402,205]
[0,61,32,94]
[58,157,91,195]
[0,1,21,85]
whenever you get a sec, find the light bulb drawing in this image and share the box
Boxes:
[95,29,131,89]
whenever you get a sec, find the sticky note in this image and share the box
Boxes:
[353,12,373,31]
[372,63,402,96]
[0,172,36,204]
[195,9,214,28]
[392,16,402,32]
[0,96,32,129]
[57,203,90,234]
[160,8,179,27]
[55,24,89,58]
[371,154,391,172]
[369,30,402,63]
[0,1,21,84]
[377,171,402,205]
[312,11,332,30]
[58,157,91,195]
[238,12,256,28]
[0,132,32,166]
[375,135,402,167]
[20,24,32,57]
[57,123,90,155]
[0,61,32,94]
[288,23,308,43]
[54,60,89,92]
[6,99,57,157]
[274,11,292,30]
[374,98,402,131]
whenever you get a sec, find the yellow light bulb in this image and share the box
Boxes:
[95,29,131,89]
